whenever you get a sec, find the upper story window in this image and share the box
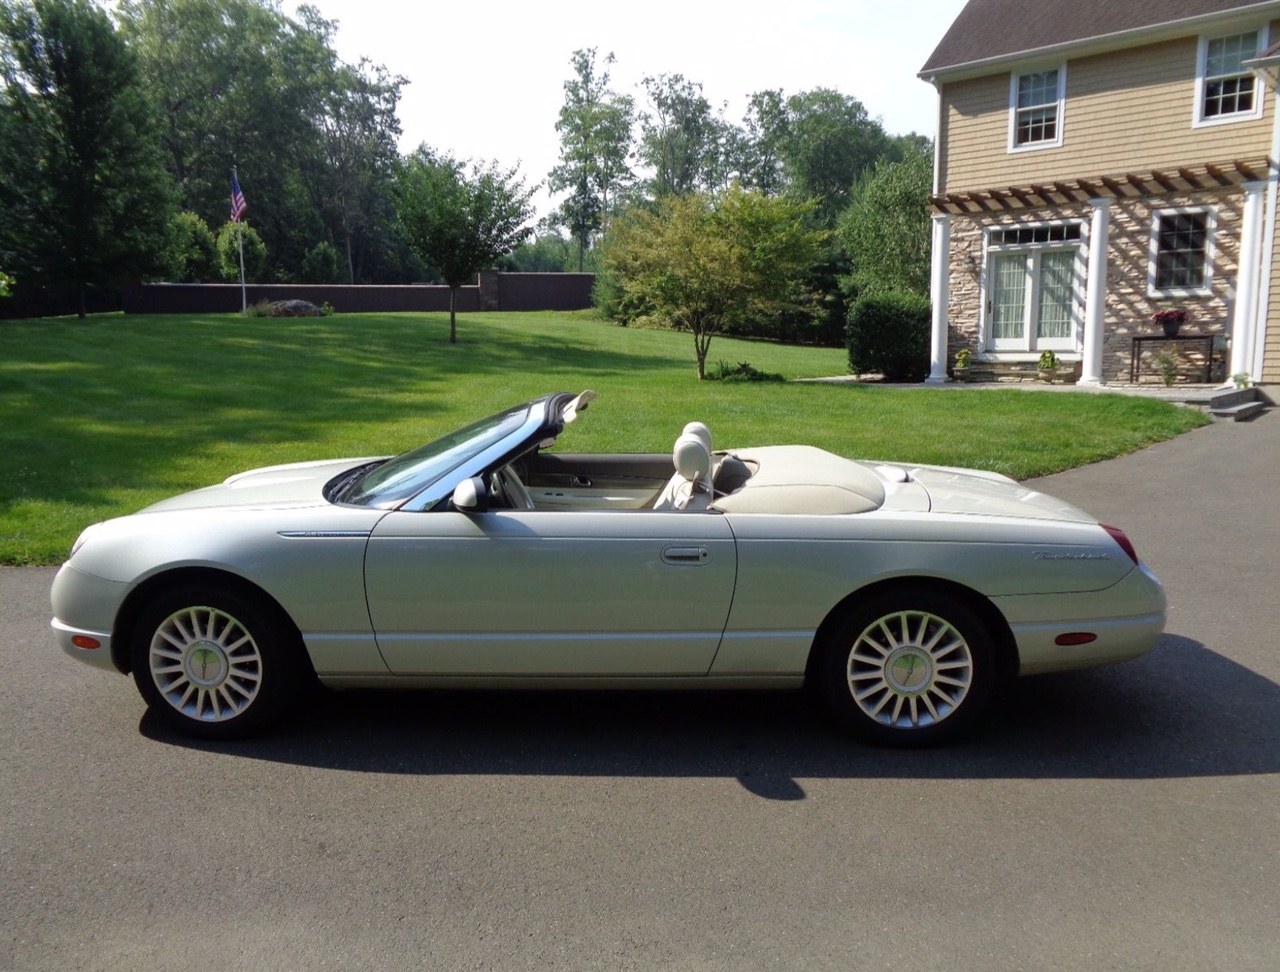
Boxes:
[1196,29,1266,125]
[1009,67,1065,151]
[1149,208,1215,297]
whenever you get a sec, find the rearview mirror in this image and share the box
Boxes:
[451,476,491,513]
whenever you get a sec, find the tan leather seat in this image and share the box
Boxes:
[651,434,713,511]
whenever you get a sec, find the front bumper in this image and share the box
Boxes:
[50,564,130,674]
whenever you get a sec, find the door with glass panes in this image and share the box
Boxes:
[987,237,1079,353]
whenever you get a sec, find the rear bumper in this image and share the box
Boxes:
[997,562,1168,676]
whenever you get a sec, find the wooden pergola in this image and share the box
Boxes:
[929,156,1277,214]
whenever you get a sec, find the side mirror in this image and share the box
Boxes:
[451,476,491,513]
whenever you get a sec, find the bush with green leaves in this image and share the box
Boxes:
[705,360,785,382]
[301,241,341,283]
[216,221,268,283]
[164,212,218,282]
[846,291,931,382]
[0,270,13,297]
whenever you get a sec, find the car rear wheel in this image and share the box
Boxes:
[819,587,994,746]
[131,584,303,739]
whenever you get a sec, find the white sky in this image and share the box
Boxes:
[304,0,969,219]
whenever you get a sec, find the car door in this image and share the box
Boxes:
[363,508,737,676]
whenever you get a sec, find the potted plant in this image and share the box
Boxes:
[1154,350,1178,387]
[953,347,973,381]
[1037,349,1057,383]
[1152,307,1189,338]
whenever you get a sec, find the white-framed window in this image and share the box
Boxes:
[1195,28,1266,126]
[1148,207,1215,297]
[1008,66,1065,152]
[983,221,1083,352]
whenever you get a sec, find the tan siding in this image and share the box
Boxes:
[1264,238,1280,383]
[941,31,1275,193]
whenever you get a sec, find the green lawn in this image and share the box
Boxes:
[0,310,1207,565]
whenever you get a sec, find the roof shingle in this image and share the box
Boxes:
[921,0,1279,74]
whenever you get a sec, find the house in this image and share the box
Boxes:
[918,0,1280,386]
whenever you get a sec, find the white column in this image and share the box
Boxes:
[1079,197,1112,386]
[1229,181,1266,383]
[926,213,952,384]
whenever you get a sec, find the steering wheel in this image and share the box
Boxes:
[492,464,535,510]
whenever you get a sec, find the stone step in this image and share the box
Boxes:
[1209,400,1267,422]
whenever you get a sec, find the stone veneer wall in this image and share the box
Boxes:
[945,188,1242,382]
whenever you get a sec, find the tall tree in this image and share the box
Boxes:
[736,89,788,196]
[313,57,407,283]
[637,74,725,198]
[548,48,634,271]
[779,88,890,227]
[394,147,536,343]
[117,0,338,278]
[604,187,826,379]
[839,146,934,297]
[0,0,174,316]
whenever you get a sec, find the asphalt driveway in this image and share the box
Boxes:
[2,409,1277,971]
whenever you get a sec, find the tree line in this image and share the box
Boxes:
[0,0,932,346]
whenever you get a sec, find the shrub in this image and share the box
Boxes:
[846,291,931,382]
[164,212,218,282]
[301,241,341,283]
[216,221,268,283]
[705,360,785,382]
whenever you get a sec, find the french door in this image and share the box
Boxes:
[988,247,1078,352]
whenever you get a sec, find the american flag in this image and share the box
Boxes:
[230,173,247,222]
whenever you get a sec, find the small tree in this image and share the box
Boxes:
[301,240,341,282]
[393,146,536,343]
[605,187,827,379]
[216,220,267,282]
[0,270,12,297]
[164,211,218,281]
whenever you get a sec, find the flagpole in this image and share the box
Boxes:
[232,166,247,314]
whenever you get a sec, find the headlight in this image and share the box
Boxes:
[68,525,96,560]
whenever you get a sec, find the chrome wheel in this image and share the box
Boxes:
[848,609,973,729]
[148,605,264,723]
[820,588,994,746]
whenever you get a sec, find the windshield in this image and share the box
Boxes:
[339,403,531,509]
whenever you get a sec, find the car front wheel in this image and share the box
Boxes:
[819,588,995,746]
[131,584,303,739]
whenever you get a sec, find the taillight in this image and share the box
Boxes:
[1102,524,1139,565]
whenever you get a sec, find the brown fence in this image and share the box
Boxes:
[120,273,596,315]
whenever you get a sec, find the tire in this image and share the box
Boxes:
[818,587,995,747]
[130,583,304,739]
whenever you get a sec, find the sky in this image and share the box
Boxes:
[304,0,970,219]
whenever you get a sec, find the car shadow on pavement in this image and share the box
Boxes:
[140,634,1280,800]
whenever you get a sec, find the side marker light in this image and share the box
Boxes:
[1055,633,1098,647]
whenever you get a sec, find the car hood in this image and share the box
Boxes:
[139,457,385,513]
[902,463,1095,522]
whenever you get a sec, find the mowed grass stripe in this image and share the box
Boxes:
[0,310,1207,564]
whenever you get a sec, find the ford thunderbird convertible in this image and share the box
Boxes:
[52,391,1166,745]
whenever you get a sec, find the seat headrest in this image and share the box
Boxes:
[681,421,712,453]
[672,434,711,483]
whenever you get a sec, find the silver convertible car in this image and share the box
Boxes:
[52,391,1166,745]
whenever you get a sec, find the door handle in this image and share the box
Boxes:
[662,545,709,565]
